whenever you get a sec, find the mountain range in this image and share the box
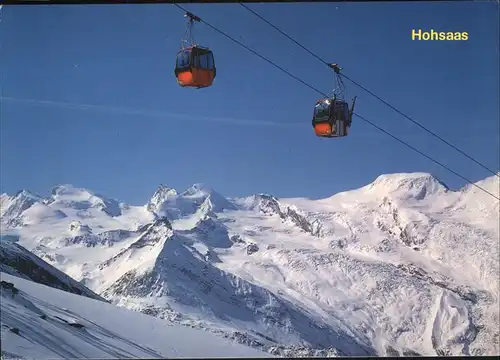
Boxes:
[1,172,499,356]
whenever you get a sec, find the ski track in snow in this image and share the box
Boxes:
[0,272,271,359]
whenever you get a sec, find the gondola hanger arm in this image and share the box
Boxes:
[328,63,342,74]
[185,12,201,23]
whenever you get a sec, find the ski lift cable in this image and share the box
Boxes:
[238,3,500,179]
[171,3,499,201]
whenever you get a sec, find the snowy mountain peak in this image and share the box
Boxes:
[131,217,173,249]
[365,172,449,200]
[181,183,234,206]
[0,189,43,226]
[181,183,215,197]
[147,183,236,220]
[256,194,282,214]
[50,184,79,197]
[48,184,123,217]
[231,193,273,210]
[258,193,278,200]
[238,193,281,212]
[146,185,178,213]
[158,184,178,195]
[14,189,41,200]
[461,173,500,198]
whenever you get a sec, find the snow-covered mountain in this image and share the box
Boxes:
[0,272,271,359]
[1,172,499,356]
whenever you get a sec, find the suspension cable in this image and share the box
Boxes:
[172,3,499,201]
[238,3,500,179]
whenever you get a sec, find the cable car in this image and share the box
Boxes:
[312,63,356,138]
[174,12,216,89]
[175,46,216,88]
[312,96,356,137]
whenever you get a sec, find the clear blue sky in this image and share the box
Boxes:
[1,2,498,205]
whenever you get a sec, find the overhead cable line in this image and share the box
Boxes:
[354,112,499,200]
[172,3,499,201]
[238,3,500,179]
[174,4,324,97]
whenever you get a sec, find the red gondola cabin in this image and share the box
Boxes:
[174,46,216,89]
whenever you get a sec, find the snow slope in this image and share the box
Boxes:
[1,172,499,356]
[0,238,104,302]
[0,272,271,359]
